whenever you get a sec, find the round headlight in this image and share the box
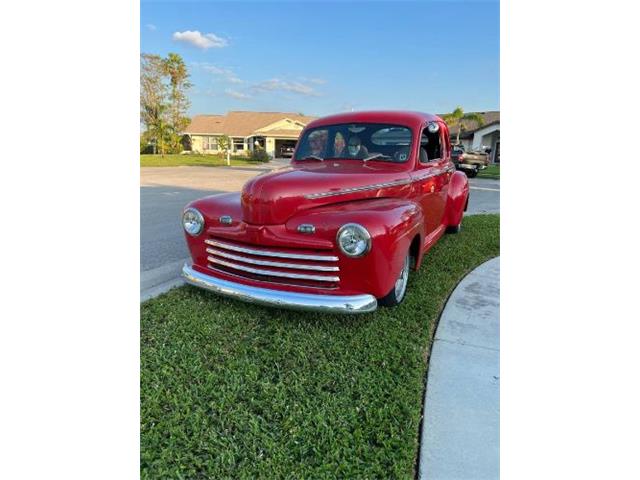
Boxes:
[182,207,204,236]
[336,223,371,257]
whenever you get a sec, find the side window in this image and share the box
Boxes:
[419,125,442,163]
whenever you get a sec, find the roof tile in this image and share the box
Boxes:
[184,111,317,137]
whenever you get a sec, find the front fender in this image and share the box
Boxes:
[287,198,425,298]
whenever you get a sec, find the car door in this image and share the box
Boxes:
[411,123,448,235]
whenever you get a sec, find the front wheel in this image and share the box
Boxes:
[378,252,412,307]
[466,167,478,178]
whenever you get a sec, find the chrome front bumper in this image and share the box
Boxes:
[182,263,378,314]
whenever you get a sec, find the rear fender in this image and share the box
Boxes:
[444,171,469,227]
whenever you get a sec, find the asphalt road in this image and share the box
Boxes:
[467,177,500,215]
[140,165,500,300]
[140,165,268,300]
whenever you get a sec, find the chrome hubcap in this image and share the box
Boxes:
[395,255,410,301]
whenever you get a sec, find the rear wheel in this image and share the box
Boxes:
[466,167,478,178]
[446,221,462,234]
[378,252,412,307]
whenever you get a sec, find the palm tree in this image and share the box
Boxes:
[162,53,192,136]
[144,104,172,156]
[442,107,485,146]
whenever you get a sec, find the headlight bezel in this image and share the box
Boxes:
[182,207,205,237]
[336,223,372,258]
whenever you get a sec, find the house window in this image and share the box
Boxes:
[203,136,218,151]
[233,138,245,151]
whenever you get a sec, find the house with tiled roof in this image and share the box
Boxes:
[439,111,500,163]
[183,111,317,158]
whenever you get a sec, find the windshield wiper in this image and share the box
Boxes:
[296,155,324,161]
[363,153,393,162]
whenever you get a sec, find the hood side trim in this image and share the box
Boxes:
[304,178,411,200]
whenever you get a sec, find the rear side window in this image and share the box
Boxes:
[419,125,442,163]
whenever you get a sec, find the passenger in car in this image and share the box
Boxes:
[344,135,369,159]
[308,130,328,156]
[334,132,346,157]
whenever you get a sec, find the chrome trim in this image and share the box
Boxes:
[304,178,411,199]
[427,121,440,133]
[336,223,372,258]
[205,239,338,262]
[206,247,340,271]
[413,171,439,181]
[219,215,232,225]
[182,263,377,314]
[182,207,205,237]
[209,266,339,291]
[297,223,315,234]
[208,257,340,282]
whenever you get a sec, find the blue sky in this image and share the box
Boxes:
[141,0,499,117]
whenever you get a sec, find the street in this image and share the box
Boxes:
[467,177,500,214]
[140,165,500,300]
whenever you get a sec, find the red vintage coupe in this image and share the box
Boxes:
[181,111,469,313]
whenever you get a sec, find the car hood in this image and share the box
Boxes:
[241,161,411,225]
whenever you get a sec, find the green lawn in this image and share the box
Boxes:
[478,164,500,179]
[141,154,265,168]
[141,214,500,479]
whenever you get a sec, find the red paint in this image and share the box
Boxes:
[184,111,469,300]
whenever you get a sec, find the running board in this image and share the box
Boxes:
[423,225,446,252]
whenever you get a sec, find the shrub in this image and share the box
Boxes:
[250,148,271,163]
[140,144,155,155]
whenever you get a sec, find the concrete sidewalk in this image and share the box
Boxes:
[419,257,500,480]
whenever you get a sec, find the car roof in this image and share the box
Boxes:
[305,111,442,130]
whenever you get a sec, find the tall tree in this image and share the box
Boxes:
[140,53,192,154]
[441,107,485,145]
[140,54,167,143]
[162,53,192,149]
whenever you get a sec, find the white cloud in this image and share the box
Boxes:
[225,89,252,100]
[253,78,321,97]
[193,62,244,84]
[172,30,228,49]
[299,77,326,85]
[146,24,157,31]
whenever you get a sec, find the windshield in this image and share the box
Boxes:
[294,123,414,163]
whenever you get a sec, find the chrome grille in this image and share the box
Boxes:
[205,238,339,288]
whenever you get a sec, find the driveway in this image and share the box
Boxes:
[140,166,500,300]
[419,257,500,479]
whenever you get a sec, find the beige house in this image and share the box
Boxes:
[442,111,500,163]
[183,111,317,158]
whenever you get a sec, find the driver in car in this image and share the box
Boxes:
[344,135,369,159]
